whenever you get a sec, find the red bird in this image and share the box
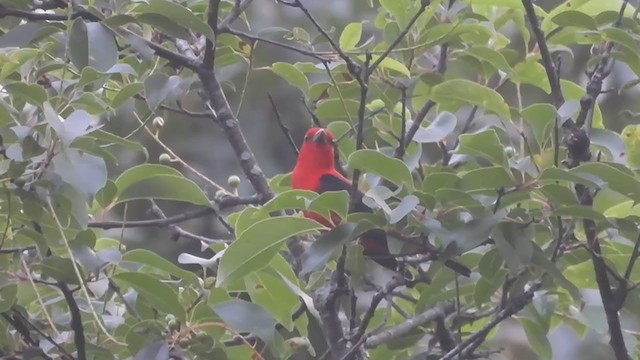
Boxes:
[292,127,398,270]
[292,127,471,277]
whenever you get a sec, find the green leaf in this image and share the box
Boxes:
[217,217,324,286]
[551,10,597,30]
[68,18,89,70]
[492,223,533,276]
[4,82,47,105]
[301,222,369,275]
[35,257,82,285]
[339,22,362,50]
[114,164,210,206]
[244,270,299,330]
[572,162,640,200]
[459,167,515,191]
[602,28,639,57]
[135,0,215,40]
[122,249,200,286]
[520,317,553,359]
[361,55,411,77]
[531,246,582,304]
[432,79,510,119]
[52,149,107,197]
[213,300,276,343]
[522,103,556,146]
[389,195,419,224]
[114,272,186,321]
[111,82,144,108]
[411,111,457,143]
[464,46,513,75]
[457,130,508,166]
[144,73,181,111]
[513,59,551,93]
[271,62,309,95]
[308,190,350,220]
[348,149,414,191]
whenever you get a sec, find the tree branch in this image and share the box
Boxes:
[218,0,254,28]
[366,301,455,348]
[267,94,299,155]
[58,282,86,360]
[88,196,260,230]
[203,0,221,68]
[521,0,564,106]
[393,43,448,158]
[367,0,429,76]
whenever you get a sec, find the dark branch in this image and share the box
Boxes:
[58,282,86,360]
[521,0,564,106]
[203,0,221,68]
[88,196,260,230]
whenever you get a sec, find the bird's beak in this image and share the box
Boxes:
[312,129,329,144]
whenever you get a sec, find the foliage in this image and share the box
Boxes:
[0,0,638,359]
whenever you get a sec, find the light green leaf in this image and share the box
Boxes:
[457,130,508,166]
[348,149,414,191]
[431,79,510,119]
[114,164,210,206]
[122,249,200,286]
[271,62,310,95]
[361,55,411,77]
[217,217,324,286]
[135,0,214,40]
[114,272,186,321]
[339,22,362,50]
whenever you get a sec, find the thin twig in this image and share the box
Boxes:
[267,94,299,155]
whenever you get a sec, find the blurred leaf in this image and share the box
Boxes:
[133,340,169,360]
[432,79,510,119]
[271,62,309,95]
[217,217,323,286]
[144,73,181,111]
[348,149,414,191]
[389,195,419,224]
[531,247,582,304]
[245,270,299,330]
[301,222,370,275]
[411,111,457,143]
[308,190,350,220]
[492,222,533,276]
[458,167,515,191]
[122,249,200,286]
[457,130,508,166]
[114,164,210,206]
[114,272,186,321]
[111,82,144,108]
[551,10,597,30]
[52,149,107,197]
[590,128,626,164]
[68,18,89,70]
[213,300,277,343]
[3,82,47,105]
[362,55,410,77]
[513,59,551,93]
[339,22,362,50]
[35,257,81,285]
[519,317,553,359]
[135,0,214,40]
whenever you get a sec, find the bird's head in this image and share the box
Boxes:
[295,127,336,172]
